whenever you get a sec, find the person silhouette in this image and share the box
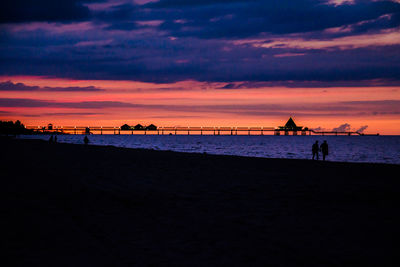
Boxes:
[320,140,329,161]
[312,141,319,160]
[84,136,89,145]
[54,135,57,143]
[49,135,54,143]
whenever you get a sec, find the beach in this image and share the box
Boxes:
[3,137,400,266]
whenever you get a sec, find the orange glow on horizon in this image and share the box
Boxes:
[1,76,399,135]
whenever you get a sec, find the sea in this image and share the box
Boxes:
[20,134,400,165]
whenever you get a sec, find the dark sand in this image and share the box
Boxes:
[2,138,400,266]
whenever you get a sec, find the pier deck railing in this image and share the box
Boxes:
[25,126,376,136]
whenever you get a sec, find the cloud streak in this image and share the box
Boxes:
[0,81,103,92]
[1,98,399,117]
[0,98,140,108]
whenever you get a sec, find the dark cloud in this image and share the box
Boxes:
[343,99,400,104]
[92,3,141,30]
[0,98,53,108]
[0,81,103,92]
[0,0,106,24]
[32,112,105,117]
[2,37,400,84]
[0,98,141,108]
[145,0,400,38]
[0,1,400,84]
[218,79,400,89]
[0,81,40,91]
[63,101,140,109]
[86,0,400,38]
[349,13,400,34]
[148,0,255,8]
[325,100,400,116]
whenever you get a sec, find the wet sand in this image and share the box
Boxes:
[2,137,400,266]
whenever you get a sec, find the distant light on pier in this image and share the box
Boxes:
[25,117,379,136]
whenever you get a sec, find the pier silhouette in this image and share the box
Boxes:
[25,118,378,136]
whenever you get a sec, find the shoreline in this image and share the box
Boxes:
[3,137,400,266]
[14,135,400,166]
[60,140,400,167]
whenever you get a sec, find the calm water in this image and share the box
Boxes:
[20,135,400,164]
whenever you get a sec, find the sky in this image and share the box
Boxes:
[1,0,400,134]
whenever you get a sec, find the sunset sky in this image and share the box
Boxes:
[1,0,400,134]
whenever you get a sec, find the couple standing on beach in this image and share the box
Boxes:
[49,135,57,143]
[312,140,329,161]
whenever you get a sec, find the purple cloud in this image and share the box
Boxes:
[0,98,141,109]
[0,81,103,92]
[0,0,105,23]
[1,98,399,118]
[19,112,105,117]
[1,0,400,84]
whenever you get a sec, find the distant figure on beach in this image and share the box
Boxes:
[312,141,319,160]
[84,136,89,145]
[49,135,54,143]
[320,140,329,161]
[54,136,57,143]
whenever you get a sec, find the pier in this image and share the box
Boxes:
[25,126,372,136]
[25,117,378,136]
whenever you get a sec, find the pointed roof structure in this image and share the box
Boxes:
[285,117,297,128]
[278,117,304,130]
